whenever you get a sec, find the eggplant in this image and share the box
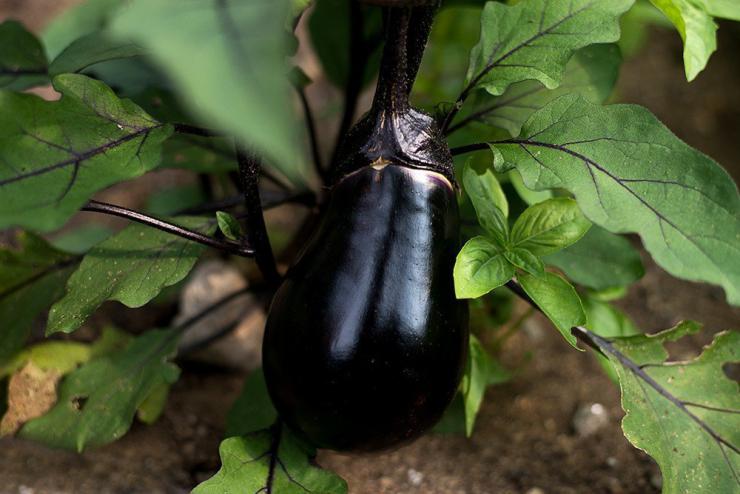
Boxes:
[261,6,469,452]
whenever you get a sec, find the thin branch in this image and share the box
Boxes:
[81,199,254,257]
[172,123,222,138]
[450,142,489,156]
[296,87,325,182]
[504,279,740,459]
[329,1,375,170]
[235,148,280,285]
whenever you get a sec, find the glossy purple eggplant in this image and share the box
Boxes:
[261,6,468,452]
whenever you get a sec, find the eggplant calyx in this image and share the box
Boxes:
[333,105,454,184]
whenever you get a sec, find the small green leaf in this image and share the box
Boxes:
[42,0,123,59]
[544,226,645,291]
[493,94,740,305]
[47,216,215,335]
[194,427,348,494]
[462,335,511,436]
[0,74,172,232]
[454,236,514,299]
[49,31,144,76]
[649,0,740,81]
[582,295,639,381]
[0,232,77,366]
[226,369,277,438]
[467,0,631,97]
[517,271,586,348]
[511,197,591,256]
[0,20,48,90]
[462,161,509,243]
[136,382,170,425]
[20,329,180,452]
[110,0,302,181]
[504,247,545,277]
[216,211,243,242]
[605,323,740,493]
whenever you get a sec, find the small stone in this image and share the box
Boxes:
[18,487,35,494]
[606,456,619,468]
[572,402,609,437]
[525,488,545,494]
[407,468,423,486]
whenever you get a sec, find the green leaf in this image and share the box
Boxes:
[49,31,144,76]
[110,0,302,181]
[225,369,278,438]
[492,94,740,305]
[462,43,622,137]
[503,247,545,277]
[509,169,554,206]
[47,216,215,335]
[0,232,77,366]
[454,236,514,299]
[462,335,511,436]
[0,74,172,232]
[517,271,586,348]
[0,341,90,378]
[462,161,508,243]
[194,427,348,494]
[0,21,48,90]
[308,0,383,88]
[136,381,170,425]
[582,295,639,381]
[51,225,114,254]
[159,135,237,174]
[605,323,740,493]
[466,0,631,97]
[649,0,740,81]
[145,185,206,216]
[510,197,591,256]
[42,0,123,59]
[20,329,180,452]
[544,225,645,291]
[216,211,243,242]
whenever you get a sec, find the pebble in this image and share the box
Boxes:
[572,402,609,437]
[407,468,423,486]
[525,488,545,494]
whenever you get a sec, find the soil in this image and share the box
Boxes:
[1,3,739,494]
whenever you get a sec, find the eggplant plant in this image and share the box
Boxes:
[0,0,738,493]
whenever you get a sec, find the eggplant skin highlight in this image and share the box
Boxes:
[263,155,469,452]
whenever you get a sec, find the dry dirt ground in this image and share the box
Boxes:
[0,2,739,493]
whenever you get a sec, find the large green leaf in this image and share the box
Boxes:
[47,216,215,335]
[454,236,514,299]
[48,31,144,76]
[0,21,48,90]
[466,0,632,97]
[0,74,172,232]
[544,226,644,291]
[517,271,586,347]
[650,0,740,81]
[510,197,591,257]
[605,323,740,493]
[492,95,740,305]
[457,43,621,137]
[194,426,348,494]
[42,0,123,59]
[0,232,77,366]
[308,0,383,88]
[110,0,301,180]
[19,329,180,452]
